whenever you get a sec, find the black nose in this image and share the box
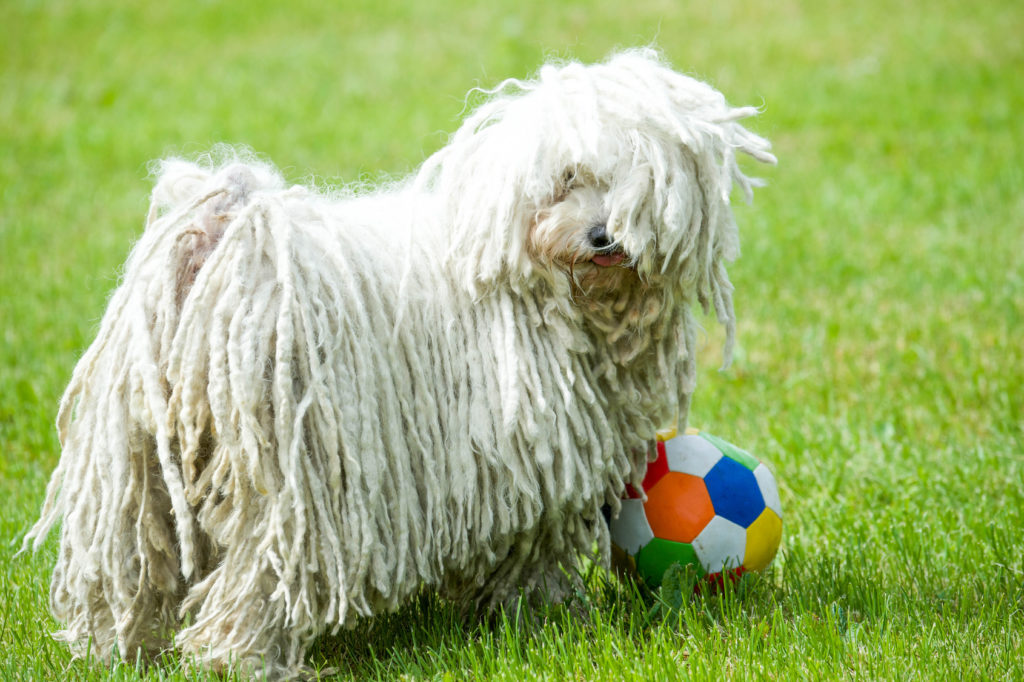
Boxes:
[588,223,612,250]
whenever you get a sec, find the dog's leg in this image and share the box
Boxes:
[22,233,201,662]
[444,516,598,630]
[156,166,350,676]
[174,559,318,679]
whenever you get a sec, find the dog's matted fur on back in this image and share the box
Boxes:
[25,49,774,676]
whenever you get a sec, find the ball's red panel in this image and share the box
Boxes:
[624,442,669,499]
[702,565,747,592]
[642,441,670,492]
[644,472,714,543]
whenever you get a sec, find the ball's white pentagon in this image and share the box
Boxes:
[692,515,746,573]
[609,498,655,554]
[663,434,722,477]
[753,463,782,518]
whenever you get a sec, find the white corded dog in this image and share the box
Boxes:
[25,49,774,677]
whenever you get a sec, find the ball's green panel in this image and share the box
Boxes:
[634,537,700,587]
[699,432,759,471]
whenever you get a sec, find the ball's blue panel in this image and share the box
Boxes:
[703,456,765,527]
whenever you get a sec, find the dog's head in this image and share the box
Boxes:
[417,49,774,352]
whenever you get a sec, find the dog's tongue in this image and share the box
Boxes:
[592,252,626,267]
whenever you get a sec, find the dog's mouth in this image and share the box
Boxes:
[591,250,627,267]
[586,223,628,267]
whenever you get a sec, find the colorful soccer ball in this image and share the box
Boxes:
[609,430,782,587]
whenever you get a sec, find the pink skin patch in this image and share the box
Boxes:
[591,252,626,267]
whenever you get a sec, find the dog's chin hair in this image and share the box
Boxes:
[566,260,641,300]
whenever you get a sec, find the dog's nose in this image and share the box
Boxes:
[588,223,612,251]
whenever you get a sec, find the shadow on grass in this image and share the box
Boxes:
[304,569,751,680]
[307,591,475,679]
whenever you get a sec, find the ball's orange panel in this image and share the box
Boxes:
[644,472,714,543]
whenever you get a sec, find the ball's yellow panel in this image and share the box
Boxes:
[742,507,783,571]
[656,425,678,441]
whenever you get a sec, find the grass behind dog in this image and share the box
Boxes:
[2,0,1021,679]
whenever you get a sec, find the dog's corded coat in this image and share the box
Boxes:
[25,49,774,677]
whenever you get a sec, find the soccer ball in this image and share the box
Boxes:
[609,430,782,587]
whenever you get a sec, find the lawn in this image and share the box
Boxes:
[2,0,1022,679]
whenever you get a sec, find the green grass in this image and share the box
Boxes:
[2,0,1023,679]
